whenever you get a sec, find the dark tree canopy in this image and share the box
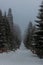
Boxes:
[34,1,43,58]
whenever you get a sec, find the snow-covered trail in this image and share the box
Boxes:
[0,42,43,65]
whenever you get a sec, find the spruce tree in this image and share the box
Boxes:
[7,8,14,50]
[34,1,43,58]
[4,12,11,50]
[0,10,8,51]
[0,10,15,51]
[24,22,33,49]
[30,25,36,53]
[0,10,4,49]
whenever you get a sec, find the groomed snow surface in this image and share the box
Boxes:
[0,42,43,65]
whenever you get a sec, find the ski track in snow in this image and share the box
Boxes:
[0,42,43,65]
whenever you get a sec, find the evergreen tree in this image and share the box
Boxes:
[0,10,10,51]
[0,10,4,49]
[4,12,11,50]
[24,21,33,49]
[30,25,36,53]
[7,8,21,50]
[7,8,13,32]
[34,1,43,58]
[0,9,16,52]
[13,24,21,49]
[7,8,15,50]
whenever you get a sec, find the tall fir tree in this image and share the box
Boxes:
[30,25,36,53]
[7,8,14,50]
[24,21,33,49]
[7,8,21,50]
[0,10,4,49]
[3,12,11,50]
[34,1,43,58]
[7,8,13,32]
[0,10,9,50]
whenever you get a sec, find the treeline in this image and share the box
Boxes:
[0,8,21,52]
[23,1,43,58]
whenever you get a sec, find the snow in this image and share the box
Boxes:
[0,42,43,65]
[20,41,26,50]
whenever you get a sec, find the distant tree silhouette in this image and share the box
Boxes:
[13,24,21,49]
[24,21,33,49]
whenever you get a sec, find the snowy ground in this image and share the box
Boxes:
[0,42,43,65]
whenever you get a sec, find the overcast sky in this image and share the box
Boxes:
[0,0,41,34]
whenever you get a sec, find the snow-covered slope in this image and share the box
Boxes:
[20,41,26,50]
[0,42,43,65]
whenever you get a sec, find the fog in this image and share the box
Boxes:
[0,0,41,34]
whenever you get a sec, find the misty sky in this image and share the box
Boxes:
[0,0,41,34]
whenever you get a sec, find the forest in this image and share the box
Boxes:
[0,0,43,59]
